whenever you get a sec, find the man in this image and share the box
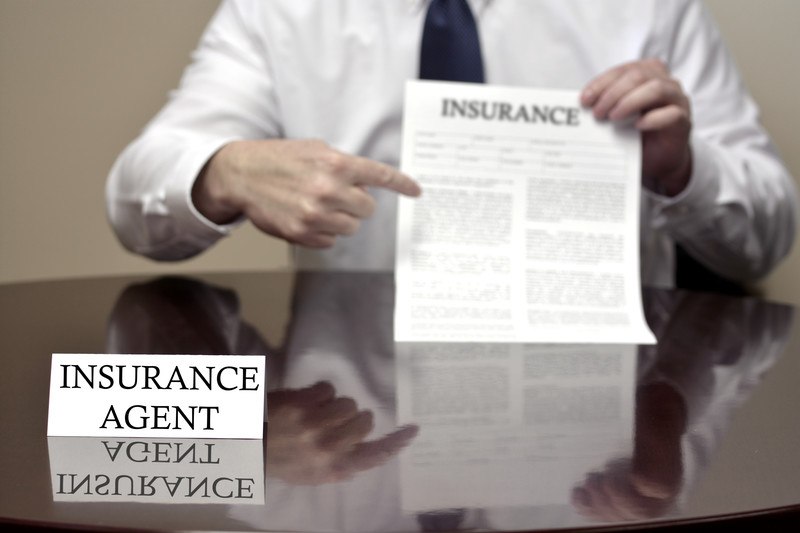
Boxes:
[106,0,797,287]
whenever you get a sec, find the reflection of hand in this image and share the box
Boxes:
[266,381,418,485]
[571,382,687,521]
[581,59,692,197]
[192,139,421,248]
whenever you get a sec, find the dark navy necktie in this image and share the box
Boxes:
[419,0,484,83]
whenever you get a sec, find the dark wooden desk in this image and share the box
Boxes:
[1,271,799,532]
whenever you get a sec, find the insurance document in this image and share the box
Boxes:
[395,80,656,344]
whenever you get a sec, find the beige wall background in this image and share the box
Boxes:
[1,0,798,303]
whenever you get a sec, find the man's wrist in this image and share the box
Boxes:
[648,151,693,198]
[191,144,244,224]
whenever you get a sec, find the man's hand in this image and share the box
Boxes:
[192,139,422,247]
[581,59,692,197]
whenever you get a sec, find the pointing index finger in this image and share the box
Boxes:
[349,156,422,197]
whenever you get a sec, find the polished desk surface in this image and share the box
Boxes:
[1,271,799,532]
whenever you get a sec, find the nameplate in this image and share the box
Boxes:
[48,437,265,504]
[48,354,266,439]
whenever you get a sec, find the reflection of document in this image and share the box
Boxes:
[395,342,636,511]
[395,80,655,344]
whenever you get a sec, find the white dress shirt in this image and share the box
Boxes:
[106,0,797,287]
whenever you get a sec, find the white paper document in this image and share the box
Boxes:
[395,80,656,344]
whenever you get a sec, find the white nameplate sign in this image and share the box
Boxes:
[48,354,266,439]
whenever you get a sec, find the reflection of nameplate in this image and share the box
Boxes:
[47,437,265,504]
[48,354,266,438]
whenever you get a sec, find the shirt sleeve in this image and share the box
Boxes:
[105,0,281,260]
[645,0,798,282]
